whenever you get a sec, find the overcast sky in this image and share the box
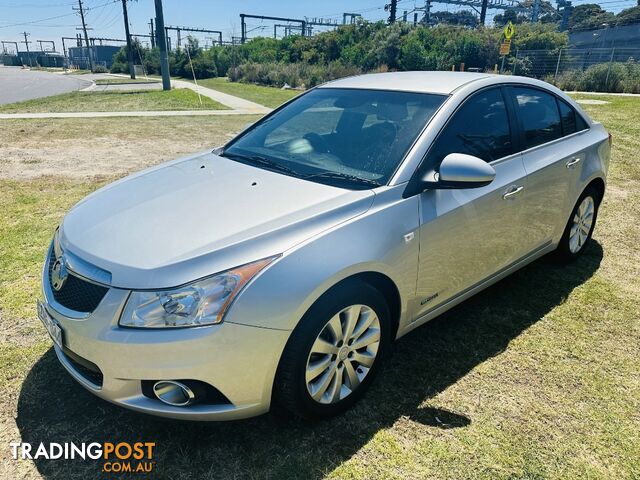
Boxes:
[0,0,636,52]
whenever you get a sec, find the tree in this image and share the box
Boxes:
[431,11,478,27]
[615,6,640,26]
[568,4,615,31]
[494,9,529,26]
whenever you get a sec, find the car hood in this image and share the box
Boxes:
[59,152,375,289]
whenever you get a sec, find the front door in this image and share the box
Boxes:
[413,87,529,318]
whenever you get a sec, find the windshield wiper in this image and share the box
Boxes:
[222,152,298,176]
[303,171,381,188]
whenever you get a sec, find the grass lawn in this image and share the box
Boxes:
[195,77,301,108]
[0,96,638,479]
[94,78,160,85]
[0,89,227,113]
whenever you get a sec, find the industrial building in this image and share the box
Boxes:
[67,45,121,70]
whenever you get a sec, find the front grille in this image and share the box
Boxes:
[48,251,109,313]
[61,346,104,387]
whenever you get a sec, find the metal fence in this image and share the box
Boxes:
[513,47,640,81]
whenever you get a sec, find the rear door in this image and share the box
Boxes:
[414,87,529,318]
[506,86,589,250]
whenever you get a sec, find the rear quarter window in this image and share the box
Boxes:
[557,98,589,136]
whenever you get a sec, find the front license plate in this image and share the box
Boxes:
[37,300,63,349]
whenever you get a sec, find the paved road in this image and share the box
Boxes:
[0,67,92,105]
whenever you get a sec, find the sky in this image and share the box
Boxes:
[0,0,637,53]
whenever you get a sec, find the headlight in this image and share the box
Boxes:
[119,256,278,328]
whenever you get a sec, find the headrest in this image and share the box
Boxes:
[377,102,408,122]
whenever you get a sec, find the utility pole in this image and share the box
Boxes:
[531,0,541,21]
[121,0,136,79]
[480,0,489,25]
[386,0,398,23]
[21,32,33,67]
[74,0,94,71]
[154,0,171,90]
[149,18,156,48]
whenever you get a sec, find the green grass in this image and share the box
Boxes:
[0,89,227,113]
[0,96,639,479]
[195,77,300,108]
[94,78,160,85]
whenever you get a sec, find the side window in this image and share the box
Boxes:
[557,99,577,135]
[557,99,589,134]
[512,87,562,149]
[427,87,513,165]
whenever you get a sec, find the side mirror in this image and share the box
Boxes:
[421,153,496,190]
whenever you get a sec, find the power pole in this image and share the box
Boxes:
[74,0,94,71]
[154,0,171,90]
[386,0,398,23]
[121,0,136,78]
[21,32,33,67]
[149,18,156,48]
[480,0,489,25]
[531,0,541,21]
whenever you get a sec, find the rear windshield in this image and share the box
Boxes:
[223,88,446,189]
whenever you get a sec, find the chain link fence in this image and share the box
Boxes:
[512,48,640,92]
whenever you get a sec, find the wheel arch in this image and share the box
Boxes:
[585,177,606,205]
[330,271,402,341]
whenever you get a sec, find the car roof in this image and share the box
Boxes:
[319,71,494,95]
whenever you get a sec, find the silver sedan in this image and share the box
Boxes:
[38,72,610,420]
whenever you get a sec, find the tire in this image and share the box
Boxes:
[273,280,391,420]
[555,186,601,262]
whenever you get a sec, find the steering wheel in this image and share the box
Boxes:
[303,133,332,154]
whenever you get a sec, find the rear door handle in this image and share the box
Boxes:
[502,185,524,200]
[566,157,581,168]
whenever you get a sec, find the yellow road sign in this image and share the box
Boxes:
[504,21,515,40]
[499,42,511,56]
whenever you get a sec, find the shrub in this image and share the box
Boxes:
[228,61,360,88]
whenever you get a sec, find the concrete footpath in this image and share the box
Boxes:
[0,110,264,119]
[98,74,271,113]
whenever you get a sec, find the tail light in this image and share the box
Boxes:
[608,133,613,147]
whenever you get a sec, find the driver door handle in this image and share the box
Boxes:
[502,185,524,200]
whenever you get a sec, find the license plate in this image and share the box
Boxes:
[37,300,63,349]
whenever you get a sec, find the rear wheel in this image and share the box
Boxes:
[555,186,601,262]
[273,281,391,419]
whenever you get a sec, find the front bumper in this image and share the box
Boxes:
[41,253,291,421]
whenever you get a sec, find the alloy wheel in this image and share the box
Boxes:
[305,304,381,404]
[569,196,595,254]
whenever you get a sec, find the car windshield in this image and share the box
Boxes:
[222,88,446,189]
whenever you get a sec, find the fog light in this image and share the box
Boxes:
[152,380,196,407]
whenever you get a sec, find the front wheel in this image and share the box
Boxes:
[555,187,601,262]
[273,281,391,419]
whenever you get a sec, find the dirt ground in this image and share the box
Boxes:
[0,116,260,180]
